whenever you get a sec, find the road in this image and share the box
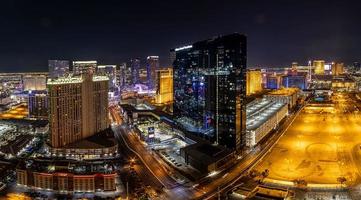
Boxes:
[110,107,200,199]
[195,101,307,199]
[111,101,305,199]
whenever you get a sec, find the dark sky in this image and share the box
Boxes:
[0,0,361,72]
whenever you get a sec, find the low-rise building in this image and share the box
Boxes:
[16,159,117,193]
[180,142,235,173]
[46,128,118,160]
[246,99,288,147]
[332,76,356,91]
[264,88,299,109]
[266,75,282,89]
[281,74,307,90]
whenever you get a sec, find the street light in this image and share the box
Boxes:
[129,158,136,167]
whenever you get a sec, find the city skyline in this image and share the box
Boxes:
[1,1,361,199]
[1,33,361,199]
[1,0,361,72]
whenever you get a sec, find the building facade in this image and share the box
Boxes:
[118,62,131,88]
[17,170,117,192]
[48,60,70,78]
[332,62,344,76]
[172,33,247,151]
[47,73,109,148]
[72,61,97,75]
[246,69,262,95]
[313,60,325,75]
[97,65,117,90]
[281,74,307,90]
[246,99,288,147]
[264,88,299,110]
[23,75,47,91]
[130,59,141,85]
[146,56,160,89]
[266,75,281,89]
[155,68,173,104]
[28,91,48,119]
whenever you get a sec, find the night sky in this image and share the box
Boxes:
[0,0,361,72]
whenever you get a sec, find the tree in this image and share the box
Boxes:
[337,177,347,185]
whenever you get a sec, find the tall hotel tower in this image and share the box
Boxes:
[72,61,97,75]
[146,56,160,89]
[172,33,247,151]
[47,70,109,148]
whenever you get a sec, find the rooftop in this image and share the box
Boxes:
[92,76,109,82]
[18,158,116,175]
[267,88,299,96]
[246,98,287,131]
[47,75,108,85]
[47,77,82,85]
[97,65,116,68]
[181,142,233,165]
[63,128,116,149]
[72,60,97,64]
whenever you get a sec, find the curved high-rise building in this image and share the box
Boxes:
[47,72,109,148]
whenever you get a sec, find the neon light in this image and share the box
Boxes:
[147,56,159,59]
[175,45,192,51]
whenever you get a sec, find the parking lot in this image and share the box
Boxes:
[0,105,28,119]
[255,93,361,187]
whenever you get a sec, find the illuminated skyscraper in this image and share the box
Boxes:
[139,68,148,83]
[313,60,325,75]
[48,60,70,78]
[130,59,140,84]
[47,71,109,148]
[332,62,344,75]
[146,56,160,89]
[72,61,97,75]
[118,62,127,87]
[246,69,262,95]
[28,91,48,119]
[23,75,47,91]
[97,65,117,90]
[170,51,176,67]
[172,33,247,151]
[155,68,173,104]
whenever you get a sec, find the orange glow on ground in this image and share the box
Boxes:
[255,93,361,187]
[0,105,28,119]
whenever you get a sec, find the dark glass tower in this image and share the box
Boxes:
[146,56,160,90]
[172,33,247,151]
[130,58,140,85]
